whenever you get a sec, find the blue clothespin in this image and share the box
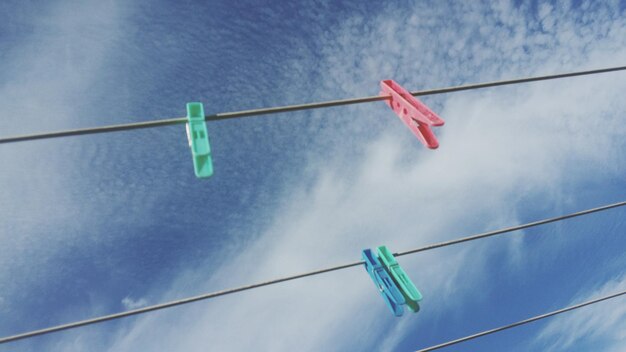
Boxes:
[362,249,406,316]
[185,102,213,178]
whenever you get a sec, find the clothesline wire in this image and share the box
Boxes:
[0,65,625,144]
[416,289,626,352]
[0,200,624,345]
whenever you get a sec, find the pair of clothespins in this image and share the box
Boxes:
[380,79,445,149]
[362,245,422,316]
[185,102,213,178]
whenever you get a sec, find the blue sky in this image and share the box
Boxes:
[1,1,625,351]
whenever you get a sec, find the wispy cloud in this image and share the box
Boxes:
[121,297,148,310]
[3,1,625,351]
[0,0,129,329]
[89,2,626,351]
[534,273,626,352]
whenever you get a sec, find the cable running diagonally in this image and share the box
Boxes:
[0,200,624,344]
[416,289,626,352]
[0,65,624,144]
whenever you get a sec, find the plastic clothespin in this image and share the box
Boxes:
[186,102,213,178]
[377,246,423,313]
[380,79,445,149]
[362,249,406,316]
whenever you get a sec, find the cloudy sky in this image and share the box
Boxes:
[1,1,625,351]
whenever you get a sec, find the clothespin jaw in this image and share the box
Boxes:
[362,249,405,316]
[186,102,213,178]
[377,246,423,313]
[380,79,445,149]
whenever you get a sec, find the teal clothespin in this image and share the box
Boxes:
[377,245,423,312]
[186,102,213,178]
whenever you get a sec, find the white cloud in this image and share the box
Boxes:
[0,0,129,316]
[535,274,626,351]
[99,2,626,350]
[121,297,148,310]
[9,1,626,351]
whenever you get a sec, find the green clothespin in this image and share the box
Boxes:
[186,102,213,178]
[377,245,423,312]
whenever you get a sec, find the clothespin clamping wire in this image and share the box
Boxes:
[380,79,445,149]
[185,102,213,178]
[362,245,422,316]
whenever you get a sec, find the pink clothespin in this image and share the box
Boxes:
[380,80,445,149]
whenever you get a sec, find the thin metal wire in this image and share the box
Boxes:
[395,200,626,257]
[416,289,626,352]
[0,117,186,144]
[0,200,624,344]
[1,65,625,144]
[0,260,364,345]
